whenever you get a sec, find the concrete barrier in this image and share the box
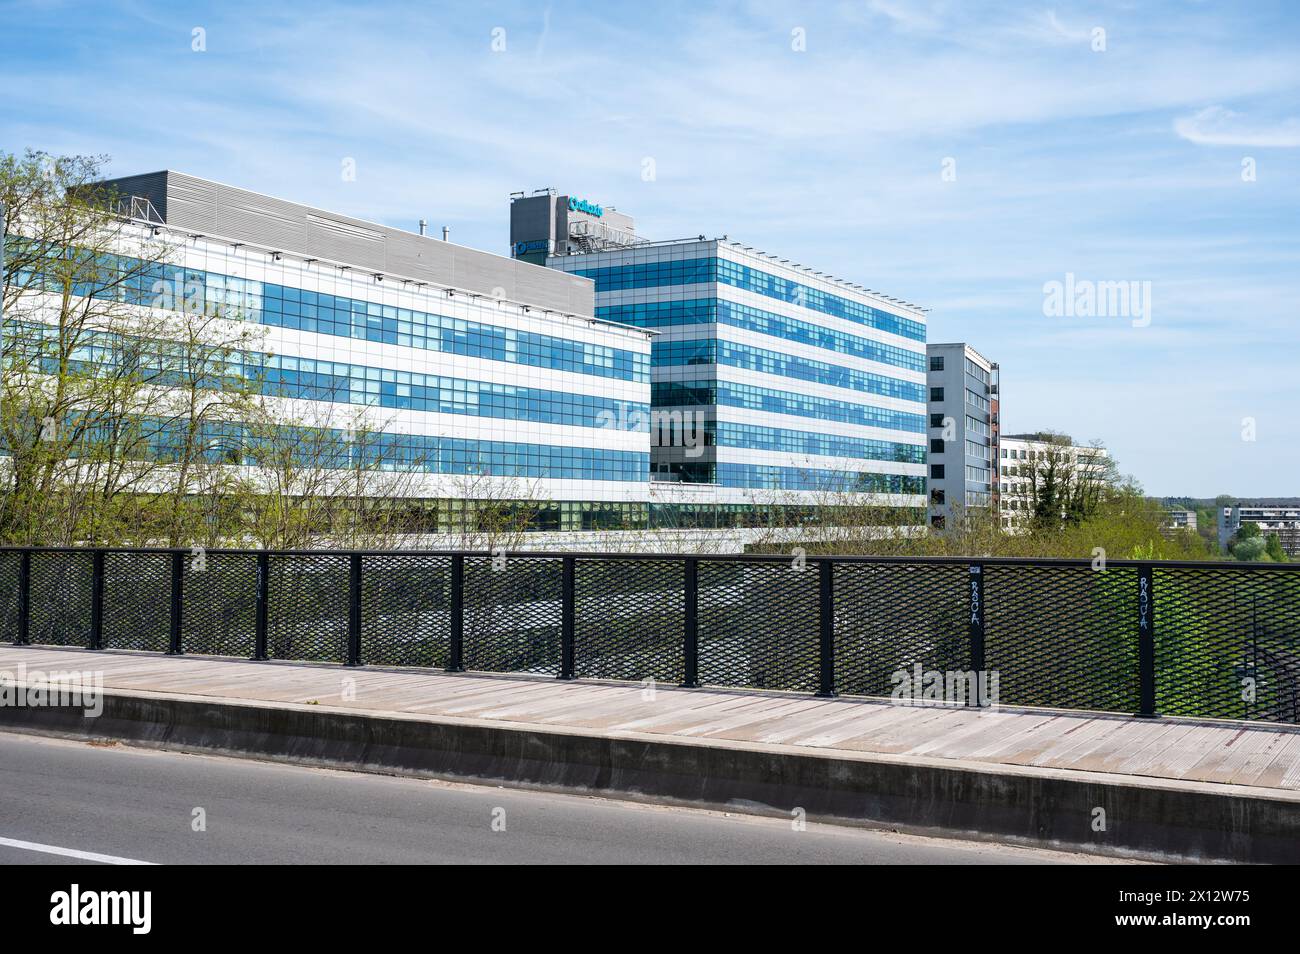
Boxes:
[3,685,1297,862]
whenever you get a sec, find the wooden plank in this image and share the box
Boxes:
[918,709,1059,758]
[1024,718,1128,769]
[831,706,973,754]
[402,675,571,711]
[684,697,831,738]
[1176,727,1285,785]
[1125,725,1233,779]
[1065,719,1175,774]
[745,699,885,745]
[1246,733,1300,789]
[1224,731,1300,787]
[447,681,581,718]
[609,693,773,733]
[5,646,1300,793]
[789,703,938,748]
[799,702,942,750]
[469,683,639,721]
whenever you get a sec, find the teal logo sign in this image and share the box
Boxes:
[568,196,603,217]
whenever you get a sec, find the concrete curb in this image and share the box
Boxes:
[2,686,1297,863]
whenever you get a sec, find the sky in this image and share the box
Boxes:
[2,0,1298,498]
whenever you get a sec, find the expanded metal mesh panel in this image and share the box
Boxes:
[575,559,684,683]
[1155,567,1300,723]
[463,556,561,675]
[102,551,171,652]
[268,554,349,663]
[698,561,819,692]
[834,562,969,698]
[0,552,21,642]
[361,554,453,667]
[983,564,1140,713]
[1,545,1294,726]
[29,550,92,647]
[182,553,257,657]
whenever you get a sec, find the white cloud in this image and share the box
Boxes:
[1175,105,1300,147]
[861,0,946,32]
[1045,10,1092,43]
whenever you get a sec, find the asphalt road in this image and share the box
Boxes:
[0,731,1112,865]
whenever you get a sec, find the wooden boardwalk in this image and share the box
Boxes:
[4,646,1300,792]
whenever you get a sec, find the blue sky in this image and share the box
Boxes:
[3,0,1298,497]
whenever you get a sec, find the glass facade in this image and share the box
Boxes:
[596,298,925,373]
[16,249,648,383]
[653,338,926,402]
[22,321,648,432]
[663,461,925,494]
[261,355,645,429]
[561,244,928,498]
[713,422,925,463]
[652,380,925,433]
[572,257,926,341]
[15,236,652,491]
[23,409,648,482]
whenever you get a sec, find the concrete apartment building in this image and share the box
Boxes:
[513,191,930,532]
[1218,503,1300,556]
[924,343,998,528]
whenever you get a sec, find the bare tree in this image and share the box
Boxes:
[438,469,544,552]
[237,393,438,550]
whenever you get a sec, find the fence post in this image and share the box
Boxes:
[816,559,836,697]
[1137,563,1156,717]
[168,549,183,655]
[681,557,699,688]
[89,549,105,650]
[559,555,576,680]
[16,549,30,646]
[346,552,363,667]
[253,550,269,661]
[968,563,985,707]
[447,554,465,672]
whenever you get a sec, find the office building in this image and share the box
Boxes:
[26,172,932,547]
[924,343,998,528]
[514,192,930,530]
[73,172,654,535]
[1218,503,1300,556]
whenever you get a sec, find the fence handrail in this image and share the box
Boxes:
[0,544,1295,572]
[2,545,1298,727]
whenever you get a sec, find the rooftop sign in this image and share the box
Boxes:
[568,196,603,218]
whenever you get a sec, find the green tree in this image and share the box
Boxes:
[1232,536,1268,561]
[1,149,268,546]
[1,150,175,544]
[1020,432,1122,531]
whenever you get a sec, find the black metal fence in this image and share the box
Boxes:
[1,547,1298,724]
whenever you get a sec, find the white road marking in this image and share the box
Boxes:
[0,836,157,865]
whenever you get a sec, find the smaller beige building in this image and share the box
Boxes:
[997,433,1109,530]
